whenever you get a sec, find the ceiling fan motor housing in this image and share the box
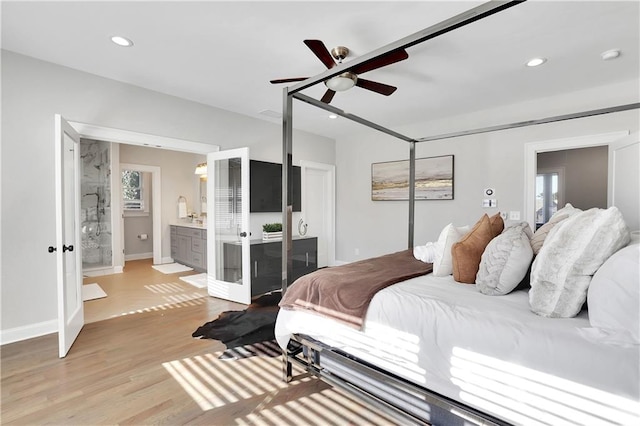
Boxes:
[331,46,350,62]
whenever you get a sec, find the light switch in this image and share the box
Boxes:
[483,199,498,208]
[509,211,521,220]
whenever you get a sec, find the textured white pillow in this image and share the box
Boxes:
[529,207,630,318]
[433,223,470,276]
[587,244,640,343]
[476,222,534,295]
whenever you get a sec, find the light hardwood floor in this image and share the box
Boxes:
[1,263,397,425]
[83,259,211,324]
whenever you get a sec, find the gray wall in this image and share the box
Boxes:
[335,80,639,262]
[120,145,206,261]
[0,50,335,337]
[537,146,608,210]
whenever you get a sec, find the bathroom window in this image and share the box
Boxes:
[122,169,149,214]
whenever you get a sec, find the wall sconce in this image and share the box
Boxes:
[195,163,207,179]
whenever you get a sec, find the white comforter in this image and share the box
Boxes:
[275,274,640,426]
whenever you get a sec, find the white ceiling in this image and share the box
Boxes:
[2,1,638,139]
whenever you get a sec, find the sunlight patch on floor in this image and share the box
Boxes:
[450,347,640,426]
[112,296,207,318]
[163,352,311,411]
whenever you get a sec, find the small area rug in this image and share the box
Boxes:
[179,272,208,288]
[193,291,281,351]
[82,283,107,301]
[152,263,193,274]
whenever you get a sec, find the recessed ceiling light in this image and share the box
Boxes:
[526,57,547,67]
[111,36,134,47]
[601,49,621,61]
[328,114,338,119]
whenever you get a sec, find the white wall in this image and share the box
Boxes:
[335,79,639,262]
[0,50,334,340]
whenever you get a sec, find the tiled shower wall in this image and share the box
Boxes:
[80,138,112,269]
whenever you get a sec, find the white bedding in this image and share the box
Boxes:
[275,274,640,426]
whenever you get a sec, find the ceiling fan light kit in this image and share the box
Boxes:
[270,39,408,104]
[325,72,357,92]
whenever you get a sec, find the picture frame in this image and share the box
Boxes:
[371,155,454,201]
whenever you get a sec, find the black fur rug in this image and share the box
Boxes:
[192,291,281,349]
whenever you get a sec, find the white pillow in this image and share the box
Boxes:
[587,244,640,343]
[476,222,534,295]
[433,223,470,276]
[529,207,630,318]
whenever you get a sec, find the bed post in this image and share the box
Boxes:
[408,141,416,249]
[282,88,293,295]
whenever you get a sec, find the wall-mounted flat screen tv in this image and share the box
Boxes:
[250,160,301,212]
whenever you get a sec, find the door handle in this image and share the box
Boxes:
[239,232,248,237]
[48,246,57,253]
[63,244,74,253]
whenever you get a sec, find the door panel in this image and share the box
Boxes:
[609,132,639,231]
[55,115,84,357]
[207,148,251,304]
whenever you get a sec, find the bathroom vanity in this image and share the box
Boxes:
[170,224,207,272]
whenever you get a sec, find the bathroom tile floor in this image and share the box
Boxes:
[83,259,237,323]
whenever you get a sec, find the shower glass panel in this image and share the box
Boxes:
[80,139,113,270]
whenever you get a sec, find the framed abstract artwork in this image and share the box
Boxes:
[371,155,454,201]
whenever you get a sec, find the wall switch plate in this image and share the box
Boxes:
[500,212,508,220]
[509,211,521,220]
[482,199,498,208]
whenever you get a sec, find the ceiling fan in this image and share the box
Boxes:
[270,39,409,104]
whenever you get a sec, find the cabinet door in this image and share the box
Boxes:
[292,238,317,281]
[176,235,191,264]
[251,242,282,296]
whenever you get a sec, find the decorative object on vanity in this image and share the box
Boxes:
[262,223,283,241]
[371,155,454,201]
[270,39,408,104]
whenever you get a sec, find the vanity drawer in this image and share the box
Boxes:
[191,237,204,253]
[191,252,204,268]
[177,227,203,238]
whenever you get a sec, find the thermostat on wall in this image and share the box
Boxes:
[484,188,495,196]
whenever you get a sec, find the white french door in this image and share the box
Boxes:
[55,115,84,357]
[206,148,252,304]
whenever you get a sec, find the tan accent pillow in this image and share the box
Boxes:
[452,214,496,284]
[530,213,569,254]
[489,212,505,237]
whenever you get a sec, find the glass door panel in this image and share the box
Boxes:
[207,148,251,304]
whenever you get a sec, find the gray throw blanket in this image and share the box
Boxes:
[279,249,433,329]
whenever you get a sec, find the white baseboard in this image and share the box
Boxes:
[1,319,57,345]
[83,266,122,277]
[125,252,153,261]
[331,260,349,266]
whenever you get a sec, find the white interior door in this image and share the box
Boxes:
[55,115,84,357]
[609,131,640,231]
[206,148,251,304]
[301,161,335,267]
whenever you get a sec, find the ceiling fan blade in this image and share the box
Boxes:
[304,39,337,69]
[270,77,309,84]
[321,89,336,104]
[355,78,397,96]
[351,49,409,75]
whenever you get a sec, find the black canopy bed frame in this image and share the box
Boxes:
[277,1,640,424]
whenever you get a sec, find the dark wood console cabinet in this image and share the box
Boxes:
[223,237,317,297]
